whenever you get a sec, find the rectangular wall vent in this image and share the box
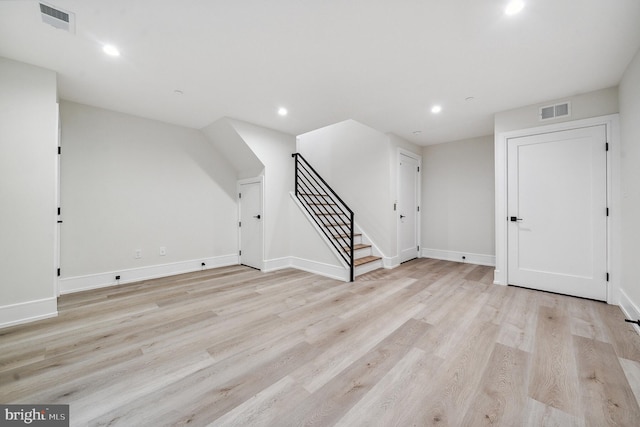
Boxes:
[539,101,571,121]
[40,2,75,33]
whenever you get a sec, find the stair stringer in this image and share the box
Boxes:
[291,192,388,279]
[289,192,350,282]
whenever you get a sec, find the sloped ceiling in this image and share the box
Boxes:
[1,0,639,145]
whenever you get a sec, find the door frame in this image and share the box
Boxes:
[495,114,620,304]
[237,176,265,271]
[54,102,61,297]
[397,148,422,263]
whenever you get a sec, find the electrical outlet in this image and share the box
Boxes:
[115,275,120,280]
[159,246,166,256]
[135,249,142,259]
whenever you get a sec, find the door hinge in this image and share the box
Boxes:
[57,268,60,277]
[417,245,420,251]
[606,272,610,282]
[239,250,242,256]
[57,207,61,215]
[606,207,609,217]
[238,193,241,199]
[417,206,420,212]
[57,146,61,155]
[417,166,420,172]
[606,142,609,151]
[238,221,241,227]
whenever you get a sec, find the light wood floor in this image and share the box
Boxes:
[2,259,640,426]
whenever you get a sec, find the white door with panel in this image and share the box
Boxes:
[399,153,420,263]
[507,125,607,300]
[239,180,263,270]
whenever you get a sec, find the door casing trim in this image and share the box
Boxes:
[397,148,422,263]
[238,176,265,271]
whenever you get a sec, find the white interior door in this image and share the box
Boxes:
[507,125,607,300]
[239,180,263,270]
[399,153,420,263]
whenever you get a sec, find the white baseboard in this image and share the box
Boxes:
[619,288,640,336]
[291,257,349,281]
[493,269,504,286]
[421,248,496,267]
[0,297,57,329]
[383,256,400,269]
[264,256,349,282]
[59,254,239,294]
[263,257,291,272]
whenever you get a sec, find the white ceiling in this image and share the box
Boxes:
[1,0,639,145]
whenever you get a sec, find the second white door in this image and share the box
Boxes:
[239,180,263,270]
[399,153,420,263]
[507,125,607,300]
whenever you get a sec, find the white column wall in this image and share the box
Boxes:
[0,57,58,326]
[619,47,640,321]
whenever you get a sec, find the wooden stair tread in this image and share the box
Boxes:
[354,255,382,266]
[315,213,347,216]
[308,202,337,206]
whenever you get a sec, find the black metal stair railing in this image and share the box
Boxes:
[292,153,354,282]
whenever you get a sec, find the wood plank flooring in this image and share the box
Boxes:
[1,259,640,426]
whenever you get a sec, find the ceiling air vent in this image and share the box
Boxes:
[40,2,75,33]
[539,101,571,121]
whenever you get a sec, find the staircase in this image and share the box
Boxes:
[351,234,384,276]
[292,153,382,281]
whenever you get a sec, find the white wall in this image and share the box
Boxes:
[227,118,296,262]
[619,47,640,320]
[201,118,264,179]
[422,135,495,262]
[289,194,347,277]
[59,101,238,290]
[0,57,58,326]
[495,87,619,134]
[297,120,396,257]
[388,133,423,158]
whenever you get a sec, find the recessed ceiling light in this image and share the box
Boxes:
[431,105,442,114]
[505,0,525,16]
[278,107,288,116]
[465,96,475,102]
[102,44,120,57]
[174,89,184,95]
[413,130,422,135]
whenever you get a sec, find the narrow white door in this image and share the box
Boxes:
[507,125,607,300]
[399,153,420,263]
[239,180,263,270]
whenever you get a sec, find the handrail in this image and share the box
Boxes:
[292,153,355,282]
